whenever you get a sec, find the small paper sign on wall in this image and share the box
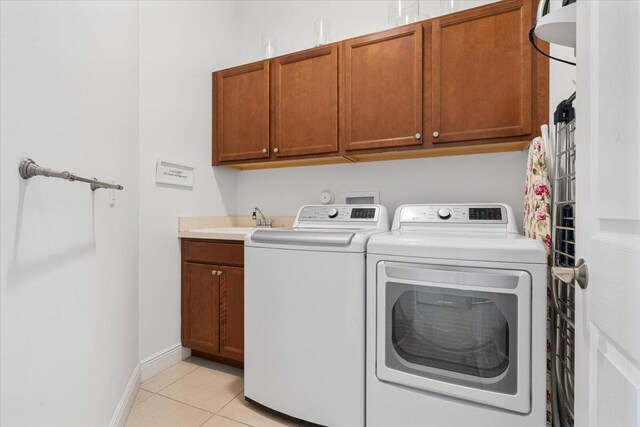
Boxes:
[156,160,194,188]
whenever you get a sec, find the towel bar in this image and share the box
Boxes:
[18,158,124,191]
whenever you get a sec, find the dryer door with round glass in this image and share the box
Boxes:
[376,261,532,414]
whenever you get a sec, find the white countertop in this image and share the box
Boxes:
[177,216,295,241]
[178,227,255,241]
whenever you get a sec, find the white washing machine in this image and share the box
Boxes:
[366,203,547,427]
[244,204,389,427]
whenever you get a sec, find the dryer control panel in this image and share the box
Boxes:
[394,204,518,234]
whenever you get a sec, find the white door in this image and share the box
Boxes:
[574,2,640,426]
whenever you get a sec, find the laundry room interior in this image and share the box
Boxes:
[1,0,638,426]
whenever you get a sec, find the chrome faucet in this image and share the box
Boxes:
[252,207,273,228]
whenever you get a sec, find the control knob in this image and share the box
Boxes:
[437,208,452,219]
[328,208,339,218]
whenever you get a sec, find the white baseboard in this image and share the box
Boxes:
[108,345,190,426]
[109,362,140,427]
[140,343,191,381]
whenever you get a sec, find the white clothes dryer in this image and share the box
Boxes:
[366,203,547,427]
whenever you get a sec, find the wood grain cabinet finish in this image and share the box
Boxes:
[342,24,424,151]
[274,45,339,157]
[181,240,245,366]
[218,265,244,361]
[211,0,548,169]
[213,61,270,163]
[182,262,220,355]
[428,0,533,144]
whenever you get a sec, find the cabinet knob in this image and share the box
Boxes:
[211,270,218,275]
[217,270,223,276]
[433,131,439,138]
[262,148,267,154]
[415,133,421,140]
[273,148,279,153]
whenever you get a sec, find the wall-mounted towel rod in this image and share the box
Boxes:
[18,158,124,191]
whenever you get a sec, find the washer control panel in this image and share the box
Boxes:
[399,205,507,224]
[298,205,379,222]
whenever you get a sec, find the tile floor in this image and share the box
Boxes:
[126,357,309,427]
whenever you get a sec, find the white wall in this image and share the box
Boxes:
[0,2,139,426]
[231,0,490,64]
[549,44,576,121]
[138,2,239,362]
[548,1,577,121]
[236,152,528,223]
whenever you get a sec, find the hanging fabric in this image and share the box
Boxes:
[523,135,553,427]
[524,136,552,253]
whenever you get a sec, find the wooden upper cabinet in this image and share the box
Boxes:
[429,0,533,144]
[211,1,548,169]
[213,62,270,163]
[218,265,244,362]
[182,262,219,355]
[342,25,423,151]
[274,45,339,157]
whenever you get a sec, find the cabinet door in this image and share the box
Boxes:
[429,0,532,144]
[343,25,423,151]
[213,61,270,163]
[182,263,219,354]
[218,266,244,361]
[274,45,339,157]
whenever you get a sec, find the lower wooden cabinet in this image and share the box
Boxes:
[218,265,244,361]
[181,239,244,367]
[182,262,220,355]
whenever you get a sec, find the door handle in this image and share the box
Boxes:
[552,259,588,289]
[217,270,223,276]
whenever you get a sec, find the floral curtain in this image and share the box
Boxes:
[524,136,552,426]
